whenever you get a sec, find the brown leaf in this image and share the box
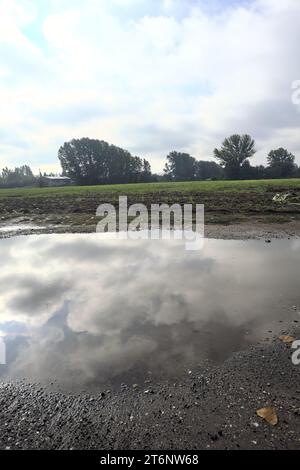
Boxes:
[279,335,295,344]
[256,407,278,426]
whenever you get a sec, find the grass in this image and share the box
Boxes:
[0,178,300,198]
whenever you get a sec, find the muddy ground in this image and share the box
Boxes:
[1,188,300,239]
[0,331,299,450]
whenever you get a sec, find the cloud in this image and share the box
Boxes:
[0,0,299,172]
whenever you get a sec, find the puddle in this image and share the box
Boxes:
[0,234,299,392]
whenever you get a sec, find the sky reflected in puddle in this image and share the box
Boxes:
[0,234,299,392]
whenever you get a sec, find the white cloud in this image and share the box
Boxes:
[0,0,299,173]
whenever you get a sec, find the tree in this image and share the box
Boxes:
[141,159,152,182]
[0,165,36,188]
[195,160,224,180]
[250,165,266,179]
[164,151,196,181]
[267,148,296,178]
[58,138,152,185]
[213,134,256,179]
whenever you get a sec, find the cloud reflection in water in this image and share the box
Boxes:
[0,235,299,391]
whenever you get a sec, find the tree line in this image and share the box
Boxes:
[164,135,299,181]
[0,135,299,188]
[59,136,300,184]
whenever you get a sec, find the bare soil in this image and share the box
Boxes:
[1,188,300,239]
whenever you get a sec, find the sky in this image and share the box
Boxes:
[0,0,300,174]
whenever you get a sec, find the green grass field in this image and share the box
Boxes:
[0,178,300,198]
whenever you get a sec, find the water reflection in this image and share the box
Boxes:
[0,235,299,391]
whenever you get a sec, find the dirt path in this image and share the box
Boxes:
[205,220,300,240]
[1,217,300,240]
